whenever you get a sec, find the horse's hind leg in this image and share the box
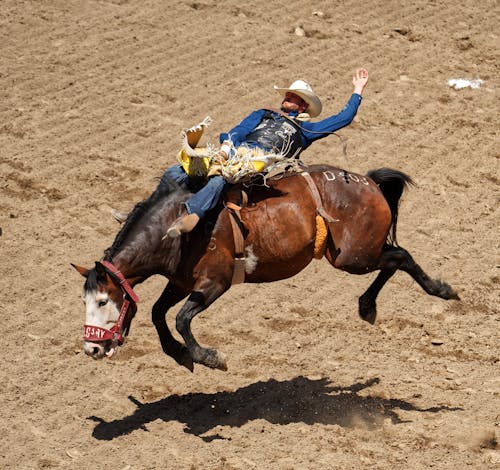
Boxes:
[359,268,397,324]
[382,245,459,299]
[359,245,459,324]
[152,282,194,371]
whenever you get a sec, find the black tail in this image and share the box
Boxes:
[366,168,414,246]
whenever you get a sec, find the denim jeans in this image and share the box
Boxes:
[159,164,226,218]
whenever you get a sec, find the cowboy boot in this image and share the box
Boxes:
[166,213,200,238]
[111,209,128,223]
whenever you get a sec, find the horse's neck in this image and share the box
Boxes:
[109,198,183,279]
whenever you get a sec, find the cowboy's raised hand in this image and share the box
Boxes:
[353,68,369,95]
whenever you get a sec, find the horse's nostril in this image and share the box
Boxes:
[84,342,105,359]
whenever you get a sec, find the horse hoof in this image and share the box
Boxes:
[446,290,460,301]
[360,311,377,325]
[180,354,194,372]
[437,280,460,301]
[199,348,228,371]
[175,348,194,372]
[358,298,377,325]
[214,351,228,371]
[448,289,460,301]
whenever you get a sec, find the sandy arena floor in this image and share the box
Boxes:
[1,1,498,468]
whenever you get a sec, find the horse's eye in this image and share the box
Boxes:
[98,299,108,307]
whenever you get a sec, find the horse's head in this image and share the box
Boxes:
[72,261,139,359]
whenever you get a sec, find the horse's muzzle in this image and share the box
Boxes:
[83,341,116,359]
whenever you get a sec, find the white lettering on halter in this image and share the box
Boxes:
[85,326,106,339]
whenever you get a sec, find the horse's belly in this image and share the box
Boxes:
[242,197,316,282]
[244,253,312,283]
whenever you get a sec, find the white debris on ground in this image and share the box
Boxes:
[294,25,306,37]
[448,78,484,90]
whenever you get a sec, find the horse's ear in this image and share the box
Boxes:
[71,263,89,278]
[94,261,108,282]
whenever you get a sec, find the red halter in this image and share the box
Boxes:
[83,261,140,345]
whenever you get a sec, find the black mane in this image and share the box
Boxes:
[103,178,182,261]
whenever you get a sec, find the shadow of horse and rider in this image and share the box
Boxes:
[89,376,462,441]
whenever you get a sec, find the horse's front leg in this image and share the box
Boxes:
[175,280,230,371]
[152,282,194,371]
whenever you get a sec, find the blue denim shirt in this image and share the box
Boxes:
[220,93,362,151]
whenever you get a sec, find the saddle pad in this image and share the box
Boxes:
[177,117,287,181]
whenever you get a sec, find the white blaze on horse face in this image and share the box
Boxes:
[83,289,120,330]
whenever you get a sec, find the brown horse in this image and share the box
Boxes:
[73,164,459,371]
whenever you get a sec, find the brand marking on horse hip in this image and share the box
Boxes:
[323,170,370,185]
[323,170,336,181]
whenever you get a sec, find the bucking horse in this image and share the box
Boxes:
[73,164,459,371]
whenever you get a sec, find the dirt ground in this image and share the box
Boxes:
[1,0,498,469]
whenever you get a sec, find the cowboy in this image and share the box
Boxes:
[113,69,369,236]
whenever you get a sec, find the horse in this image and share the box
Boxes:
[72,164,459,372]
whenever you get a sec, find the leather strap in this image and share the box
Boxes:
[226,201,246,285]
[300,172,337,223]
[101,260,140,303]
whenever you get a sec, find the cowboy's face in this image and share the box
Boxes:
[281,92,309,114]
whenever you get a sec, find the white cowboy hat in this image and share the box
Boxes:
[274,80,323,117]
